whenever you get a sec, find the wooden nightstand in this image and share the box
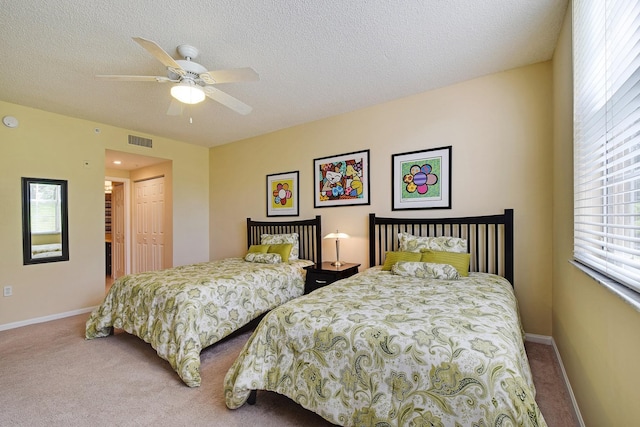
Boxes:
[304,262,361,294]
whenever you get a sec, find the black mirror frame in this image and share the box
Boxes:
[22,177,69,265]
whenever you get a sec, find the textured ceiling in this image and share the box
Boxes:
[0,0,568,148]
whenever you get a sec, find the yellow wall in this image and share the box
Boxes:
[552,4,640,425]
[31,234,62,245]
[210,63,554,335]
[105,167,131,179]
[0,101,209,327]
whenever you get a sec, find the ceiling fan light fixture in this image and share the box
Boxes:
[171,81,205,104]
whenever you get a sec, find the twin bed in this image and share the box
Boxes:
[86,210,546,426]
[85,216,322,387]
[224,209,547,426]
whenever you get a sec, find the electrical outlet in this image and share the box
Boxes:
[3,286,12,297]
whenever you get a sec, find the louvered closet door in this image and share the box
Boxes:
[133,176,165,273]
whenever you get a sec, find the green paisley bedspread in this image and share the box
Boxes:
[224,267,547,427]
[86,258,311,387]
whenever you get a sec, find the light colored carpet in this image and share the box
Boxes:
[0,314,578,426]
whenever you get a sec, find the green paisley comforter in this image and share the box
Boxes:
[224,267,547,427]
[86,258,312,387]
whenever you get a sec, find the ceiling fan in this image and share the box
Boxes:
[96,37,259,115]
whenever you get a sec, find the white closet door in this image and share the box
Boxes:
[133,176,165,273]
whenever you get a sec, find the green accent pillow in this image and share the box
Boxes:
[261,233,299,260]
[381,251,422,271]
[420,249,470,276]
[267,243,293,263]
[248,244,270,253]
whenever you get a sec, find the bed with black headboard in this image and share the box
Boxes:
[225,209,547,426]
[86,216,322,388]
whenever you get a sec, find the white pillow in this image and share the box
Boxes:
[398,232,467,254]
[260,233,299,260]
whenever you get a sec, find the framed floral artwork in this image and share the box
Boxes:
[314,150,370,208]
[392,146,452,210]
[266,171,299,216]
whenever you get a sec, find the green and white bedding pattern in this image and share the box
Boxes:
[86,258,311,387]
[224,267,546,426]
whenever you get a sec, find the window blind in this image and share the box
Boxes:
[573,0,640,292]
[30,183,61,234]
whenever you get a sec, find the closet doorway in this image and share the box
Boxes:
[105,150,173,291]
[105,177,129,291]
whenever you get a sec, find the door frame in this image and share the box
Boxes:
[106,176,131,275]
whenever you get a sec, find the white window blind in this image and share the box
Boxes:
[573,0,640,293]
[30,183,61,234]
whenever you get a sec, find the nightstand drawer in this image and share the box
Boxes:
[307,271,338,286]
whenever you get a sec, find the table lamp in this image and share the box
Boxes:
[324,230,350,266]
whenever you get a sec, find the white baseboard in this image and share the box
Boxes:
[525,332,553,345]
[525,333,586,427]
[0,306,96,332]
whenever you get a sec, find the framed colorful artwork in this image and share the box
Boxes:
[314,149,370,208]
[392,146,452,210]
[266,171,299,217]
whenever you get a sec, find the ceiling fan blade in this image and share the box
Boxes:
[96,75,177,83]
[132,37,186,76]
[166,99,184,116]
[200,67,259,85]
[203,86,253,115]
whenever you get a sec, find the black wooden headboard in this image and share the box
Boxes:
[247,216,322,264]
[368,209,514,285]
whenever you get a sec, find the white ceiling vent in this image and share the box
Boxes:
[128,135,152,148]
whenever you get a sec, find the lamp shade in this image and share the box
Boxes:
[171,81,205,104]
[324,232,349,239]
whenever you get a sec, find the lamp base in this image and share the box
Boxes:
[331,261,343,267]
